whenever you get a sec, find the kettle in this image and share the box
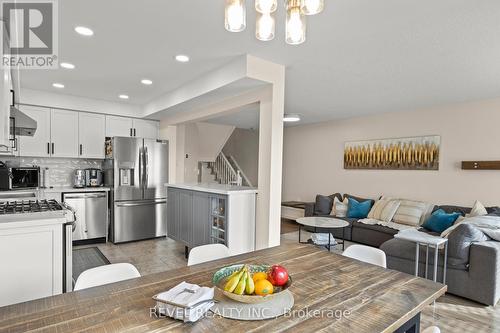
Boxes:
[73,169,86,188]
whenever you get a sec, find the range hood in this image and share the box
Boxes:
[10,106,37,136]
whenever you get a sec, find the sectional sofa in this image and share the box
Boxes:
[303,193,500,305]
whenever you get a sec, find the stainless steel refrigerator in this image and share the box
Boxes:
[104,137,168,243]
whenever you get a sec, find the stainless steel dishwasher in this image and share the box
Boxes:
[63,192,108,242]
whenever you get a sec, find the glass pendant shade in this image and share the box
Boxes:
[225,0,246,32]
[301,0,324,15]
[256,13,275,41]
[286,4,306,45]
[255,0,277,13]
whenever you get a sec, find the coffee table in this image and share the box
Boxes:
[296,217,349,251]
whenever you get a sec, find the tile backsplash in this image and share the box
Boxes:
[1,157,104,187]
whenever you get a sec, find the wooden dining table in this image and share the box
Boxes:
[0,240,446,333]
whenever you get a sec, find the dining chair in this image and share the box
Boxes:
[74,263,141,291]
[188,244,230,266]
[422,326,440,333]
[342,244,387,268]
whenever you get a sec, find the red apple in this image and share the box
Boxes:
[268,265,289,286]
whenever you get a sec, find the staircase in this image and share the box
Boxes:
[204,152,253,187]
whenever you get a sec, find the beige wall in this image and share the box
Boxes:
[282,98,500,207]
[222,128,259,186]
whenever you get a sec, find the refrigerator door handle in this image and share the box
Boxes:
[116,199,166,207]
[144,146,149,188]
[138,146,143,189]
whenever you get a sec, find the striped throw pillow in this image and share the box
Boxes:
[367,199,401,222]
[393,200,429,226]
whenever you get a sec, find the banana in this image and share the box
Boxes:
[245,270,255,295]
[234,270,247,295]
[224,269,245,293]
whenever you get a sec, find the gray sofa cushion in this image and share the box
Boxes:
[314,195,333,215]
[447,224,489,263]
[434,205,469,216]
[434,205,500,216]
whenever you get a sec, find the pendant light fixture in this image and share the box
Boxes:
[255,0,277,13]
[256,13,276,41]
[286,0,306,45]
[224,0,324,45]
[225,0,246,32]
[301,0,324,15]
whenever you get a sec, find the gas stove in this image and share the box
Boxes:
[0,199,63,215]
[0,199,76,223]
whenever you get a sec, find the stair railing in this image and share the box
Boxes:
[208,151,239,185]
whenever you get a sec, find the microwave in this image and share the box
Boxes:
[0,166,40,190]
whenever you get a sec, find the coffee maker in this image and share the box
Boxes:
[73,169,86,188]
[85,168,103,187]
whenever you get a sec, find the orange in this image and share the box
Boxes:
[252,272,268,284]
[254,279,274,296]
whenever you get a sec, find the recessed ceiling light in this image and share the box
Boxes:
[60,62,75,69]
[75,26,94,36]
[283,114,301,122]
[141,79,153,85]
[119,94,129,99]
[175,54,190,63]
[52,83,64,89]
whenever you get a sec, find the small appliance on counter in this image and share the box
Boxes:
[85,168,103,187]
[0,165,39,190]
[73,169,86,188]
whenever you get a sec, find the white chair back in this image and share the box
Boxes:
[422,327,441,333]
[342,244,387,268]
[74,263,141,291]
[188,244,230,266]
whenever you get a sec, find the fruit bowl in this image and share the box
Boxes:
[212,264,292,304]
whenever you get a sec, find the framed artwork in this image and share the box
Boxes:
[344,135,440,170]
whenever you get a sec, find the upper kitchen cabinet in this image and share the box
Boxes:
[133,119,159,139]
[105,115,133,137]
[79,112,105,159]
[50,109,79,158]
[18,106,51,157]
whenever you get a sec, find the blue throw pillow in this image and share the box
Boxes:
[347,198,372,218]
[422,209,461,233]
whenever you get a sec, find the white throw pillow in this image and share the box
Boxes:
[331,197,348,217]
[468,200,488,217]
[393,200,429,226]
[367,199,401,222]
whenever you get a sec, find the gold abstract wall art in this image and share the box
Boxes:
[344,135,440,170]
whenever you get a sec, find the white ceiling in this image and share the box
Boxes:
[204,103,260,129]
[19,0,500,124]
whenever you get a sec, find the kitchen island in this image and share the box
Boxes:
[0,241,446,332]
[165,183,258,256]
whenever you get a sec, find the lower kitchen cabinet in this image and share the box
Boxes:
[166,185,256,255]
[0,221,63,307]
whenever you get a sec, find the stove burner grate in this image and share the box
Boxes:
[0,199,64,215]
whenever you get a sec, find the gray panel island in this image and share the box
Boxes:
[165,183,258,255]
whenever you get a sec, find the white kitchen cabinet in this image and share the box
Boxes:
[105,115,133,137]
[79,112,105,159]
[133,119,159,139]
[0,26,12,153]
[18,106,51,157]
[51,109,79,158]
[0,221,63,307]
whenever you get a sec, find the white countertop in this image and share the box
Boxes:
[165,183,258,195]
[41,186,110,194]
